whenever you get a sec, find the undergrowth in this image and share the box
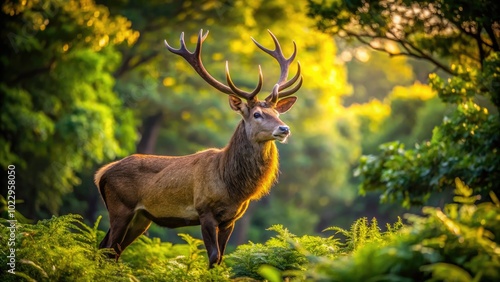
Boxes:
[1,178,498,281]
[227,217,403,280]
[302,178,500,282]
[0,214,230,281]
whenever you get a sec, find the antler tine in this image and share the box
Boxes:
[226,62,263,101]
[252,30,297,84]
[279,61,301,90]
[277,74,303,98]
[165,30,266,101]
[252,30,302,99]
[193,29,209,55]
[164,30,233,95]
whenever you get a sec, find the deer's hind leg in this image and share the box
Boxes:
[119,212,152,251]
[100,203,136,260]
[99,229,111,249]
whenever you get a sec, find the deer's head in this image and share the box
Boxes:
[164,30,302,143]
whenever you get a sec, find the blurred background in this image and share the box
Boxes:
[2,0,497,248]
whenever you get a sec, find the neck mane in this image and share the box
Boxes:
[220,121,279,202]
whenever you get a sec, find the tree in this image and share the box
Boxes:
[308,0,499,74]
[1,0,138,217]
[308,0,500,207]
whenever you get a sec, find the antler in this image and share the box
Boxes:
[251,30,303,99]
[164,29,263,101]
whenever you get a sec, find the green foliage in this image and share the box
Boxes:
[227,219,402,280]
[250,198,320,242]
[0,214,230,282]
[356,54,500,207]
[309,0,500,207]
[305,179,500,282]
[2,180,498,281]
[0,195,30,224]
[228,225,312,280]
[357,83,451,155]
[224,179,499,281]
[307,0,499,74]
[324,217,404,254]
[0,215,133,281]
[1,0,138,217]
[121,233,231,282]
[227,179,500,281]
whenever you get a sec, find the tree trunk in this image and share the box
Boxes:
[85,187,100,223]
[136,111,164,154]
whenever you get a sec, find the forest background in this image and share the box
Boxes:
[1,0,499,260]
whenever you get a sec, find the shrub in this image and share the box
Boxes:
[0,214,133,281]
[2,179,497,281]
[0,214,230,281]
[305,178,500,281]
[227,219,403,280]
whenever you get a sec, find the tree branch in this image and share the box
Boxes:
[392,32,456,75]
[10,57,56,85]
[483,23,500,52]
[113,54,133,78]
[113,21,163,78]
[129,52,159,72]
[343,30,455,76]
[113,51,159,78]
[113,30,146,78]
[474,26,486,69]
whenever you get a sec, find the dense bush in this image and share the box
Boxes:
[0,214,133,281]
[1,179,498,281]
[0,214,229,281]
[227,218,403,281]
[304,179,500,282]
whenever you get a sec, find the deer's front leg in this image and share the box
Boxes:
[199,212,220,268]
[217,222,235,265]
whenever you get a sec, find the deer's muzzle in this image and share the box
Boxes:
[272,125,291,143]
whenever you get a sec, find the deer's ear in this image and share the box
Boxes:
[275,96,297,113]
[229,95,246,113]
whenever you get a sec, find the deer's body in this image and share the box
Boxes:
[96,30,302,267]
[96,121,277,228]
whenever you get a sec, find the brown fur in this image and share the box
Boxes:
[221,121,279,201]
[95,98,295,267]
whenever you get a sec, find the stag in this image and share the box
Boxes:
[95,29,302,267]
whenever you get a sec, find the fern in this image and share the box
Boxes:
[303,178,500,281]
[0,214,135,282]
[0,215,231,282]
[122,233,231,282]
[228,225,342,280]
[2,178,497,281]
[322,216,403,255]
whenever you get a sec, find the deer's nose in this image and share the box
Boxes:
[278,126,290,134]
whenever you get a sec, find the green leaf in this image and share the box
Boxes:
[258,265,283,282]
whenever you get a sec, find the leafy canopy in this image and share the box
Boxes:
[308,0,500,206]
[1,0,138,216]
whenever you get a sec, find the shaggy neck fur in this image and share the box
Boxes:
[220,121,279,202]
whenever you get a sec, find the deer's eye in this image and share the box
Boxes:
[253,112,262,119]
